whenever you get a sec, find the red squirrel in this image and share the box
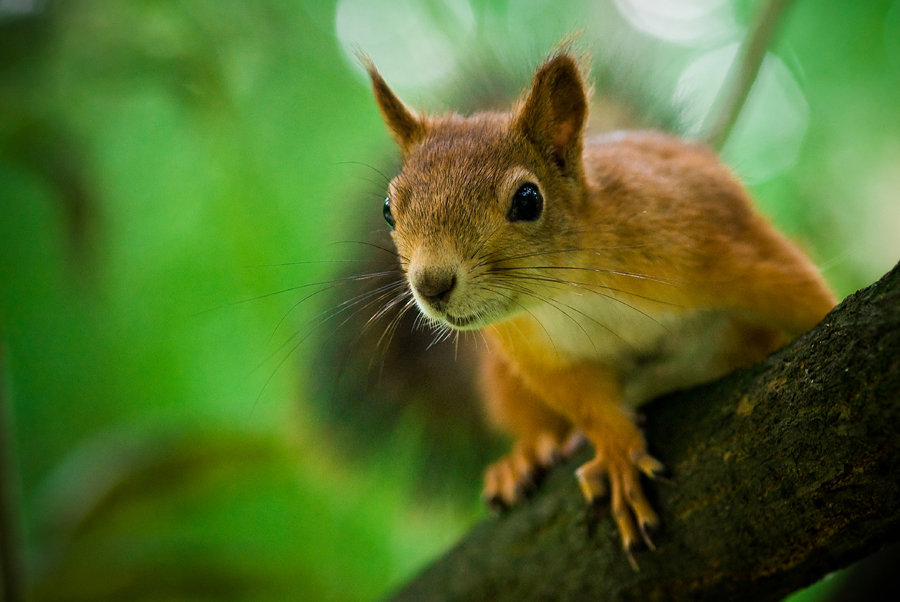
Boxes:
[364,51,836,564]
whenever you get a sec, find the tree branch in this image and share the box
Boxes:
[390,262,900,602]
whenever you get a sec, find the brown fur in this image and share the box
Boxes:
[366,52,836,561]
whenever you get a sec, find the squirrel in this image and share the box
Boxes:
[362,51,836,565]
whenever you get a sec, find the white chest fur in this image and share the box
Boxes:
[528,290,741,407]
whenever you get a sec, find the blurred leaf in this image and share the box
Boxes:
[1,1,897,601]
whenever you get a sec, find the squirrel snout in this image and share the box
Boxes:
[411,267,457,307]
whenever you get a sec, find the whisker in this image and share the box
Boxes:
[476,328,490,351]
[489,280,607,352]
[472,243,655,272]
[355,285,412,373]
[244,258,378,268]
[329,239,407,262]
[371,297,418,380]
[360,283,412,331]
[413,310,432,334]
[333,160,393,187]
[252,324,314,409]
[267,283,340,343]
[337,280,410,329]
[267,272,406,341]
[473,246,584,269]
[426,326,450,350]
[252,279,391,406]
[467,222,507,263]
[253,292,366,377]
[323,280,411,392]
[374,296,418,368]
[493,272,670,328]
[254,274,406,383]
[193,270,399,317]
[484,286,561,358]
[491,263,676,287]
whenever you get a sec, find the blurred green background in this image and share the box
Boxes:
[1,0,897,600]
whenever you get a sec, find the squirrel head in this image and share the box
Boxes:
[365,53,590,330]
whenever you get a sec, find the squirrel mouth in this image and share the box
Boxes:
[442,298,512,330]
[443,312,482,329]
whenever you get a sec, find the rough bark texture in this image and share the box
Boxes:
[390,262,900,602]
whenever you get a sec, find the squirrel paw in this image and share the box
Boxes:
[575,446,664,568]
[483,431,584,510]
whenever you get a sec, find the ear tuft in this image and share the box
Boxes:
[361,55,426,154]
[515,53,588,170]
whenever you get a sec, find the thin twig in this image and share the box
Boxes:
[0,340,25,602]
[703,0,794,150]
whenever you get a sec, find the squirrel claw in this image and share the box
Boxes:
[562,430,587,457]
[533,432,561,469]
[624,543,640,572]
[485,494,507,513]
[483,430,579,510]
[633,452,667,481]
[639,520,657,551]
[623,517,656,569]
[576,463,608,502]
[576,447,661,562]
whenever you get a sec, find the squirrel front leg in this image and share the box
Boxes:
[523,362,664,562]
[480,350,582,508]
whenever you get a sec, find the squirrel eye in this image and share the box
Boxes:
[383,197,395,229]
[507,182,543,222]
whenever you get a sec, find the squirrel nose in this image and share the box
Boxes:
[412,269,457,305]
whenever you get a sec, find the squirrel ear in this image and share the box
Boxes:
[515,53,588,170]
[362,57,426,154]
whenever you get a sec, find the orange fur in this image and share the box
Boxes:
[366,52,836,562]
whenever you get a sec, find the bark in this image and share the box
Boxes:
[389,262,900,602]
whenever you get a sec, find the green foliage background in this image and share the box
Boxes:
[1,1,897,600]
